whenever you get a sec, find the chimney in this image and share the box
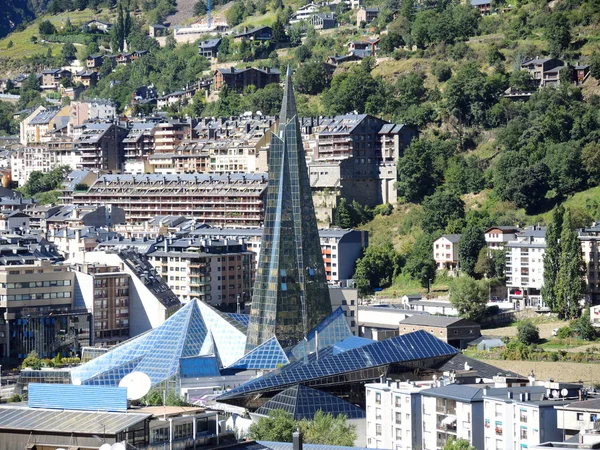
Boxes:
[293,430,303,450]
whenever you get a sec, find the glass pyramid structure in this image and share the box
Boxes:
[227,337,289,370]
[254,384,365,420]
[246,67,332,352]
[70,300,247,388]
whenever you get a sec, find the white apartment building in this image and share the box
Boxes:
[421,385,484,450]
[365,380,428,450]
[483,385,574,450]
[555,396,600,440]
[10,145,81,186]
[433,235,461,272]
[484,226,520,251]
[505,226,546,308]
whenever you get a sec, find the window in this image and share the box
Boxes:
[395,411,402,425]
[376,408,382,420]
[520,409,528,423]
[376,424,382,436]
[520,427,527,440]
[376,392,381,405]
[395,396,402,407]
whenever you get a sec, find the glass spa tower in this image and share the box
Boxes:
[245,67,332,352]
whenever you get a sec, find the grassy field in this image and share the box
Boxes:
[0,9,108,60]
[482,358,600,384]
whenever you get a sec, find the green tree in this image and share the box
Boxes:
[62,42,77,62]
[22,351,43,369]
[353,243,402,297]
[576,308,596,341]
[295,62,329,95]
[249,410,297,442]
[38,20,57,35]
[517,320,539,345]
[403,233,437,288]
[544,12,570,56]
[421,189,465,234]
[444,438,476,450]
[591,52,600,80]
[449,276,488,321]
[555,209,587,319]
[459,227,485,277]
[194,0,207,15]
[542,205,564,312]
[272,16,286,42]
[299,410,357,446]
[582,142,600,186]
[334,198,353,228]
[226,1,245,26]
[6,40,13,49]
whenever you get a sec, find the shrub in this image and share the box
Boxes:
[556,326,572,339]
[432,62,452,82]
[550,352,559,361]
[517,320,539,345]
[8,394,22,403]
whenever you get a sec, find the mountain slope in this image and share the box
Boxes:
[0,0,36,39]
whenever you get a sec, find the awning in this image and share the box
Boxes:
[441,416,457,426]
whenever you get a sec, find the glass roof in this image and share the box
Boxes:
[226,313,250,328]
[255,384,365,420]
[219,330,459,401]
[227,336,289,370]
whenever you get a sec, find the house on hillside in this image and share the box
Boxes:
[521,57,565,87]
[471,0,492,14]
[149,24,168,37]
[433,234,461,271]
[86,54,104,70]
[484,226,520,251]
[308,13,337,30]
[199,39,222,60]
[233,26,273,41]
[82,20,112,33]
[327,53,364,65]
[213,67,281,91]
[73,70,98,88]
[356,7,380,27]
[41,69,72,90]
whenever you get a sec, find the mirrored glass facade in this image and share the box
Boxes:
[246,68,332,352]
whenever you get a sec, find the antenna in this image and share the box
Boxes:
[118,372,152,400]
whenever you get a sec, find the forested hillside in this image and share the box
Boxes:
[0,1,36,38]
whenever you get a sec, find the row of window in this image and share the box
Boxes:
[4,291,72,301]
[2,280,72,288]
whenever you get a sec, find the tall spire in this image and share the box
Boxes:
[279,65,297,127]
[245,67,332,352]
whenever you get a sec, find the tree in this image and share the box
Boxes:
[475,248,505,279]
[249,410,297,442]
[299,411,357,446]
[226,1,245,26]
[517,320,539,345]
[449,276,488,321]
[353,243,402,297]
[582,142,600,186]
[403,233,437,288]
[39,20,57,35]
[22,351,43,369]
[194,0,207,15]
[62,42,77,62]
[555,209,587,319]
[334,198,353,228]
[544,12,570,56]
[591,52,600,80]
[295,62,329,95]
[542,205,564,312]
[421,189,465,235]
[576,308,596,341]
[458,227,485,277]
[272,16,286,42]
[444,438,476,450]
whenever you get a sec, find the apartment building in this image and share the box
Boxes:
[0,260,89,362]
[398,316,481,349]
[433,234,461,271]
[147,143,209,174]
[146,237,255,306]
[48,227,117,260]
[555,396,600,440]
[59,170,98,204]
[69,99,117,129]
[483,384,578,450]
[421,385,484,450]
[365,380,428,450]
[72,173,268,225]
[122,122,156,168]
[484,226,520,251]
[214,67,281,91]
[505,226,546,308]
[152,120,193,153]
[20,106,70,146]
[74,123,129,171]
[71,262,131,345]
[521,57,565,87]
[40,69,72,90]
[577,224,600,305]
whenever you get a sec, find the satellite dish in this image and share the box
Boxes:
[99,444,111,450]
[72,377,81,386]
[111,444,126,450]
[561,388,569,397]
[118,372,152,400]
[552,390,559,398]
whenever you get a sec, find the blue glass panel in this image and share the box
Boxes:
[227,337,289,370]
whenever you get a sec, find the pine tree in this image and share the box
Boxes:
[124,1,132,38]
[555,209,587,319]
[542,204,564,311]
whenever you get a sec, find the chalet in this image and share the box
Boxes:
[326,53,364,65]
[73,70,98,87]
[347,38,379,56]
[214,66,281,92]
[149,24,168,37]
[116,53,133,65]
[356,7,380,27]
[82,20,112,33]
[290,3,320,23]
[86,54,104,69]
[575,64,590,85]
[308,13,336,30]
[521,57,565,87]
[133,86,158,102]
[157,88,196,109]
[233,26,273,41]
[470,0,492,14]
[41,69,72,90]
[131,50,148,61]
[484,226,520,251]
[12,74,29,88]
[198,38,222,60]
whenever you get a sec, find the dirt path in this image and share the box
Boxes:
[482,358,600,384]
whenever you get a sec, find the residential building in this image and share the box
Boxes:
[575,64,591,85]
[86,54,104,69]
[214,66,281,91]
[22,204,61,231]
[505,226,546,308]
[116,52,132,65]
[19,105,70,146]
[356,7,380,26]
[44,204,125,232]
[245,68,332,352]
[156,88,197,110]
[483,384,579,450]
[233,26,273,41]
[309,13,337,29]
[290,3,321,22]
[484,226,520,251]
[365,380,430,450]
[146,237,255,306]
[72,173,268,225]
[198,38,222,59]
[74,122,128,171]
[82,19,112,33]
[48,226,117,260]
[421,385,484,450]
[327,53,365,65]
[555,397,600,440]
[152,120,193,153]
[59,169,98,204]
[0,211,30,232]
[521,57,566,87]
[471,0,492,14]
[40,68,72,90]
[433,234,461,271]
[70,99,117,129]
[398,316,481,349]
[577,224,600,305]
[123,122,156,170]
[72,70,98,87]
[149,23,168,36]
